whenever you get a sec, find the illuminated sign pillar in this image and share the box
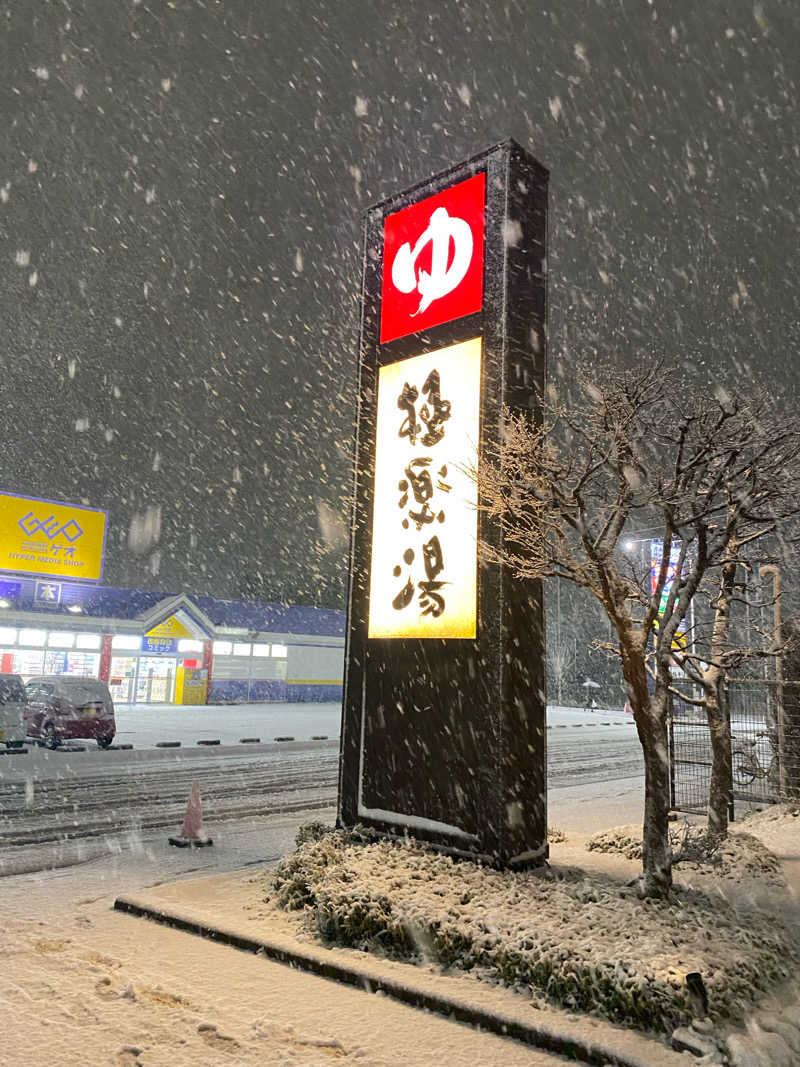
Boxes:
[339,140,548,866]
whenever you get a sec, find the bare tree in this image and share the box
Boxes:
[672,559,793,840]
[546,626,577,705]
[478,364,800,897]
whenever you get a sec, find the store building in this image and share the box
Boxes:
[0,491,344,704]
[0,579,345,705]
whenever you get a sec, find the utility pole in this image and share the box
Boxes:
[556,577,562,705]
[759,564,785,794]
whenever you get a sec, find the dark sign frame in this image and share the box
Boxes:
[338,139,548,866]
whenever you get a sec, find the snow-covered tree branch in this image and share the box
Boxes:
[476,363,800,896]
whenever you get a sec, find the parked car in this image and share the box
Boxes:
[0,674,27,749]
[24,676,116,749]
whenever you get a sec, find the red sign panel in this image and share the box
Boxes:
[380,171,486,344]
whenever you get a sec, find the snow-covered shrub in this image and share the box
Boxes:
[587,824,785,887]
[294,820,334,848]
[270,833,800,1034]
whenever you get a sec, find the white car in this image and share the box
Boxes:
[0,674,27,748]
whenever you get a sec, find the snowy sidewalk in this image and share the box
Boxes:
[111,798,800,1067]
[0,877,584,1067]
[0,810,570,1067]
[113,870,687,1067]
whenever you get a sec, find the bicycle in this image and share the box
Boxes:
[731,731,778,786]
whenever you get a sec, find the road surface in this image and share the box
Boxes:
[0,704,643,875]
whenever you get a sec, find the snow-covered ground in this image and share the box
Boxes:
[108,701,633,750]
[7,797,797,1067]
[546,704,635,727]
[0,810,580,1067]
[113,701,342,747]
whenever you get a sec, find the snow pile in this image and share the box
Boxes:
[585,825,649,861]
[587,823,786,887]
[270,827,800,1036]
[741,801,800,829]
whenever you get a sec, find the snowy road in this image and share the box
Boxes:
[0,706,643,875]
[547,712,642,787]
[0,740,339,858]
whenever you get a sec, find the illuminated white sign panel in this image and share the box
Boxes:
[368,337,481,639]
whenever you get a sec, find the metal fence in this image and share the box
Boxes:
[669,679,800,815]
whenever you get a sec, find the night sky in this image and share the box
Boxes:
[2,0,797,606]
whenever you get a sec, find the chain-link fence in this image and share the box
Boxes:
[669,679,800,815]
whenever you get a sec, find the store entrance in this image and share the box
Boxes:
[135,656,176,703]
[109,656,137,703]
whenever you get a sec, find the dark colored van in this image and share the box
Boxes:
[24,676,116,749]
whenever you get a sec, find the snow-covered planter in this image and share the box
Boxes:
[587,823,787,887]
[270,830,800,1035]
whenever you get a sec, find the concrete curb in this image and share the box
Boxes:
[113,895,685,1067]
[548,722,634,729]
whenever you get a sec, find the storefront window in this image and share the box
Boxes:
[44,649,69,673]
[13,649,46,679]
[0,627,17,645]
[109,656,137,703]
[213,640,232,656]
[136,656,176,703]
[233,642,251,657]
[271,644,288,658]
[67,651,101,677]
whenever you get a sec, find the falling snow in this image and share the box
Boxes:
[1,10,799,1054]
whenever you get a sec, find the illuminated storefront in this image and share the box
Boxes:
[0,492,344,704]
[0,584,344,705]
[0,627,102,680]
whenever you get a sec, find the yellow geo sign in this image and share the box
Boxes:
[0,491,107,583]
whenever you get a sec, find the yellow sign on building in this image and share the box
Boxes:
[145,613,198,639]
[0,491,107,583]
